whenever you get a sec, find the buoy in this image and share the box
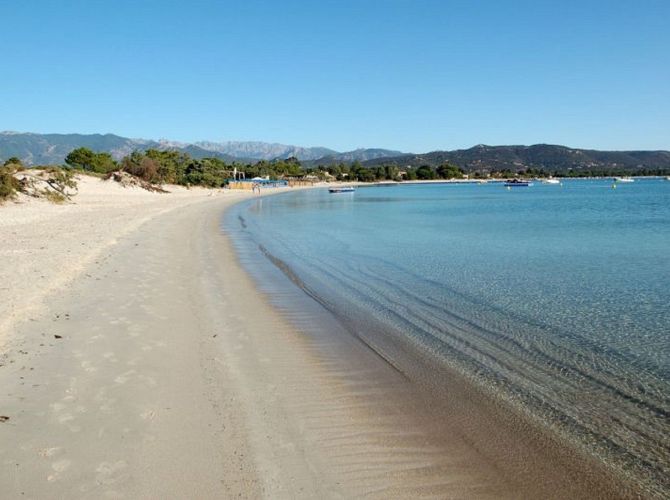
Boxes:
[612,183,616,189]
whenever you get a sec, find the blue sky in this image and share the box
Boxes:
[1,0,668,152]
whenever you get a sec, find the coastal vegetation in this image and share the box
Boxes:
[0,161,22,201]
[0,157,77,203]
[3,145,670,197]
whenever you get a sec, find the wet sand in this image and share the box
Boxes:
[0,183,632,498]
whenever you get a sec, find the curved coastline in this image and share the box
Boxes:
[0,180,656,498]
[224,186,660,498]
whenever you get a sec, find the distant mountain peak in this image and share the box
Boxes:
[157,139,189,148]
[0,132,407,165]
[193,140,337,161]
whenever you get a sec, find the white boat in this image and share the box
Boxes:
[614,177,634,183]
[666,176,670,181]
[542,178,561,185]
[329,186,355,193]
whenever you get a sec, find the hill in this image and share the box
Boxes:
[0,132,157,165]
[361,144,670,174]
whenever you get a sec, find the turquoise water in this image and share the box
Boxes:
[226,179,670,495]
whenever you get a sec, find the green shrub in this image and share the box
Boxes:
[0,165,20,201]
[3,157,23,167]
[65,147,116,173]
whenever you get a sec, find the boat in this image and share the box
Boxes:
[329,186,356,193]
[666,176,670,181]
[542,178,561,185]
[504,179,533,187]
[614,177,634,183]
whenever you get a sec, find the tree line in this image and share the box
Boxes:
[8,147,669,189]
[61,147,469,184]
[63,148,320,186]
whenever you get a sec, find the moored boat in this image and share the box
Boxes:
[614,177,634,183]
[542,178,561,185]
[504,179,533,187]
[329,186,356,193]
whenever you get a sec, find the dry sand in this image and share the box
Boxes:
[0,175,247,340]
[0,176,624,498]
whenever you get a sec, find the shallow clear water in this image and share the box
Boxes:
[226,179,670,495]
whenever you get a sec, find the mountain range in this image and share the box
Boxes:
[1,131,668,173]
[0,132,401,165]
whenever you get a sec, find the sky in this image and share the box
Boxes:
[1,0,668,152]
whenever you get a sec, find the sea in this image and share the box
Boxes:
[224,178,670,497]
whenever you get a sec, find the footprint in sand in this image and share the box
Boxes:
[95,460,129,485]
[47,458,72,482]
[102,352,118,363]
[50,402,66,412]
[57,413,74,424]
[97,395,117,413]
[114,370,136,384]
[140,409,156,421]
[52,459,71,472]
[126,356,142,366]
[64,384,78,400]
[38,447,61,458]
[139,375,157,387]
[102,489,123,498]
[81,360,97,373]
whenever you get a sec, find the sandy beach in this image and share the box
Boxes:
[0,176,626,498]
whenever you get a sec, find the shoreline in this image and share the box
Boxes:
[227,193,638,499]
[0,179,641,497]
[345,176,668,187]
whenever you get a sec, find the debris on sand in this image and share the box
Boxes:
[105,171,169,193]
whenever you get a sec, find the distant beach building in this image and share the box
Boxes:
[285,176,318,187]
[228,178,288,190]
